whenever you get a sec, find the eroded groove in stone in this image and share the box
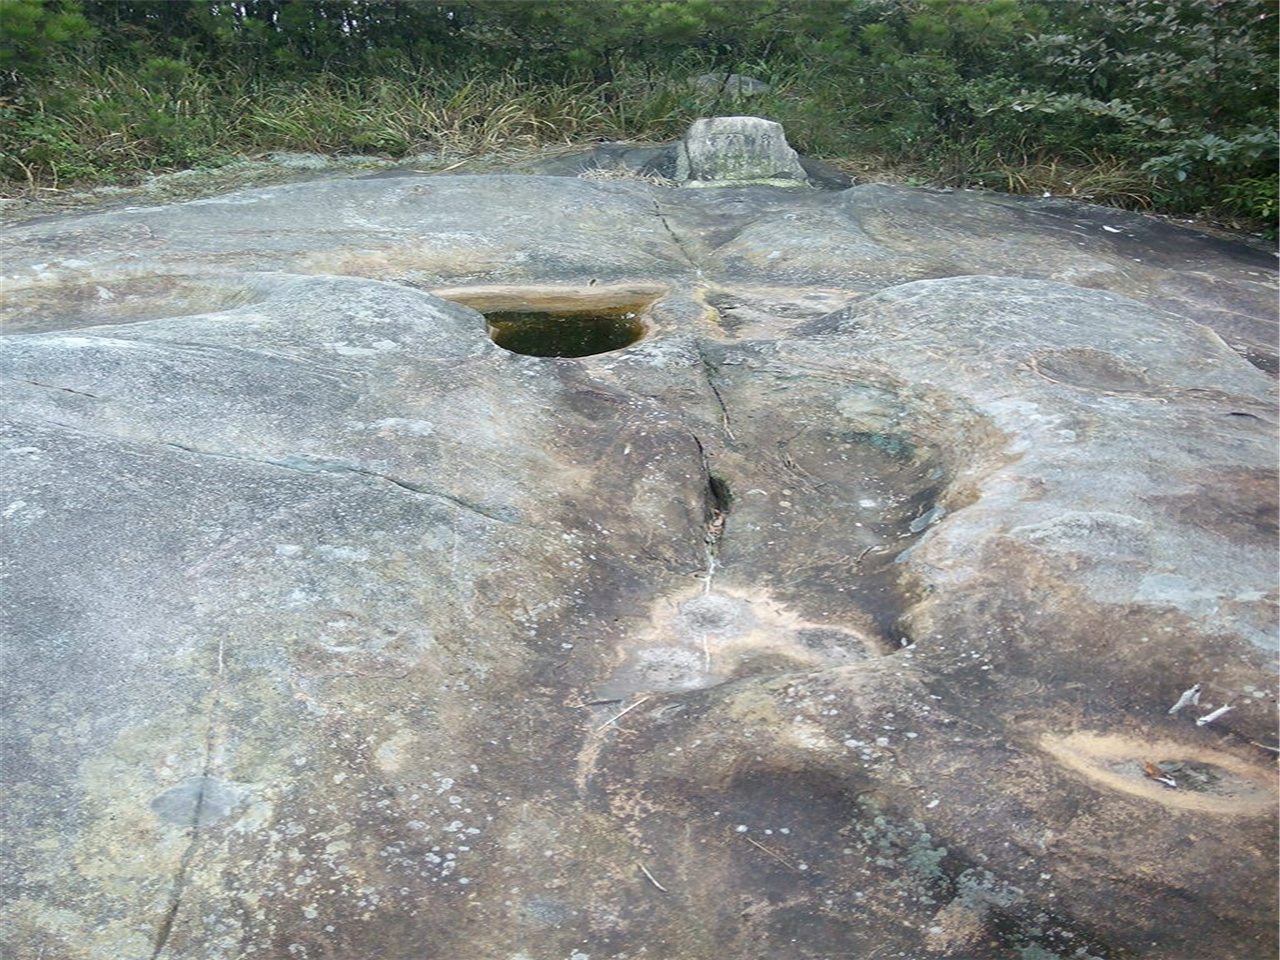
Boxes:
[0,273,277,335]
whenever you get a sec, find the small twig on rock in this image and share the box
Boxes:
[597,695,651,731]
[745,835,798,870]
[854,544,880,566]
[637,862,668,892]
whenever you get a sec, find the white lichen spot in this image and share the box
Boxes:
[2,500,46,524]
[374,730,416,774]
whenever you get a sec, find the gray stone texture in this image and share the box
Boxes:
[1,165,1276,960]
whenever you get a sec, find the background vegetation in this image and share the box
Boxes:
[2,0,1276,233]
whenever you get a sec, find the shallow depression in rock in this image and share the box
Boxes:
[0,273,274,334]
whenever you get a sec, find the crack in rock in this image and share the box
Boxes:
[151,647,224,960]
[159,441,526,526]
[652,197,702,273]
[14,377,104,399]
[690,432,732,595]
[695,341,735,440]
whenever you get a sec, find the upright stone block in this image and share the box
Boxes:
[675,116,809,187]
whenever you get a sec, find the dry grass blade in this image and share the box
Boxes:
[637,862,668,892]
[596,695,651,731]
[743,834,799,870]
[578,167,678,187]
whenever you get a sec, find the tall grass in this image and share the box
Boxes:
[3,60,705,190]
[2,54,1260,232]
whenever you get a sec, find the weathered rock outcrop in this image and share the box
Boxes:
[493,116,851,189]
[1,163,1276,960]
[674,116,808,187]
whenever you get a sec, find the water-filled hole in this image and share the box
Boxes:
[486,308,646,358]
[433,284,664,359]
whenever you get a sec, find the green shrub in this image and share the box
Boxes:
[0,0,95,94]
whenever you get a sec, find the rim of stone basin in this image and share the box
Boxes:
[435,282,670,358]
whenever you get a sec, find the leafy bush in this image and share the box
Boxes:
[0,0,95,94]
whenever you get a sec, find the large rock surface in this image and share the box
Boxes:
[1,170,1276,960]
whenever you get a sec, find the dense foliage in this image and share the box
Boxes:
[1,0,1276,231]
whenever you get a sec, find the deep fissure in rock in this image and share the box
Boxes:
[708,473,733,518]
